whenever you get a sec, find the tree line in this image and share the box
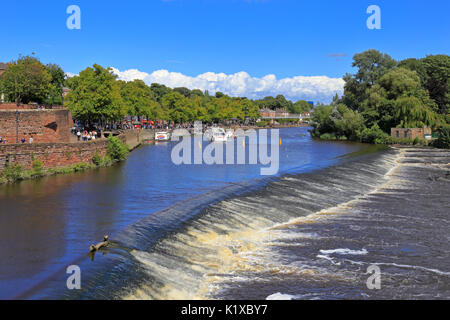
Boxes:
[0,55,313,125]
[311,49,450,145]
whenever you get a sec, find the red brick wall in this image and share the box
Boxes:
[0,140,109,172]
[0,106,73,144]
[0,135,128,173]
[391,128,432,140]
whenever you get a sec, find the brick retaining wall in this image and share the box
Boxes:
[0,105,73,144]
[0,140,110,172]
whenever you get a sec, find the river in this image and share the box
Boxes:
[0,127,448,300]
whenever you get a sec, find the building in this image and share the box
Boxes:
[302,112,312,119]
[391,127,432,140]
[62,87,72,97]
[259,108,276,118]
[0,103,73,143]
[274,108,290,118]
[0,63,7,103]
[259,108,300,119]
[0,62,7,77]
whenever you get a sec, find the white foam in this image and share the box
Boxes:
[316,255,341,265]
[320,248,368,256]
[266,292,296,300]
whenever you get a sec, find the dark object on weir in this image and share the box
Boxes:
[89,235,109,253]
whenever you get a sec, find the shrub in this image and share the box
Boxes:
[106,136,129,162]
[32,159,43,176]
[92,152,103,166]
[319,133,337,140]
[256,120,269,127]
[2,164,24,181]
[359,124,392,144]
[434,125,450,149]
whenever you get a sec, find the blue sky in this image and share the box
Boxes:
[1,0,449,102]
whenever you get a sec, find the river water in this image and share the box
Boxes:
[0,127,448,300]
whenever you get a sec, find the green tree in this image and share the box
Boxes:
[150,83,172,103]
[361,67,438,131]
[65,64,123,123]
[120,79,162,119]
[173,87,191,97]
[290,100,311,114]
[161,91,194,123]
[422,55,450,115]
[310,104,334,137]
[332,104,365,140]
[45,63,66,105]
[342,49,397,111]
[0,55,51,104]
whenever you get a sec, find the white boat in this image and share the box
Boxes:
[225,129,235,140]
[155,131,170,141]
[210,128,229,142]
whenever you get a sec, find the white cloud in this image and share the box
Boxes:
[111,67,344,103]
[65,72,77,78]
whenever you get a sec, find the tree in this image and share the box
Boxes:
[332,104,365,140]
[394,96,436,128]
[215,91,225,98]
[0,55,51,104]
[173,87,191,97]
[399,55,450,115]
[422,55,450,115]
[161,91,194,123]
[342,49,397,111]
[290,100,311,114]
[45,63,66,105]
[310,105,334,137]
[120,80,160,119]
[359,67,438,131]
[65,64,124,123]
[239,98,260,119]
[150,83,172,103]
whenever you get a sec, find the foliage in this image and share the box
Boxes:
[331,104,365,140]
[65,64,123,123]
[313,50,450,145]
[359,124,392,144]
[32,158,43,176]
[341,49,397,110]
[0,55,52,104]
[45,63,66,105]
[310,105,334,137]
[1,164,25,181]
[290,100,311,114]
[256,120,270,127]
[434,125,450,149]
[106,136,129,162]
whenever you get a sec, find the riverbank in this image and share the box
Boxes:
[0,135,129,185]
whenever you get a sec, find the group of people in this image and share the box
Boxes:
[76,130,103,142]
[0,135,34,144]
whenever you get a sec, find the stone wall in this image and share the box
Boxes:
[0,104,73,144]
[391,127,432,140]
[0,140,109,172]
